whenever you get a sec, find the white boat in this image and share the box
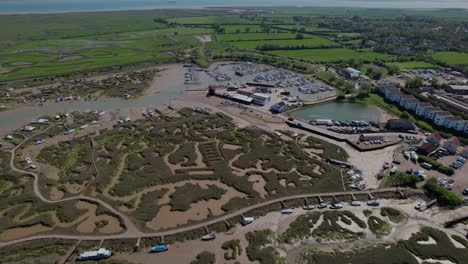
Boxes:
[302,205,315,210]
[330,203,343,209]
[64,129,76,135]
[415,202,426,210]
[201,233,216,241]
[281,208,293,214]
[77,248,112,261]
[367,200,380,206]
[241,217,254,226]
[317,202,327,209]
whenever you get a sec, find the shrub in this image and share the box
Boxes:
[424,178,464,207]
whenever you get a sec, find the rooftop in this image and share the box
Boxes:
[449,85,468,91]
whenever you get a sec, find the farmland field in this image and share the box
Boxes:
[432,52,468,66]
[228,37,339,50]
[387,61,439,70]
[216,33,318,41]
[267,48,394,62]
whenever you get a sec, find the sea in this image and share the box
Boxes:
[0,0,467,14]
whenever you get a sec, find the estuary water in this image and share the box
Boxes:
[0,0,467,14]
[291,102,382,122]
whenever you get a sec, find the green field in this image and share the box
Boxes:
[274,25,337,32]
[216,33,317,41]
[167,15,257,25]
[432,52,468,66]
[220,25,285,34]
[387,61,439,70]
[267,48,393,62]
[229,37,338,50]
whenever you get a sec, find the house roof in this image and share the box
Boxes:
[428,132,442,141]
[435,111,452,117]
[417,102,432,107]
[444,116,463,121]
[406,98,419,104]
[425,107,442,113]
[446,137,460,146]
[418,142,439,154]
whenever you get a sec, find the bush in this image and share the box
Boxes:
[380,207,406,223]
[222,239,242,260]
[418,156,454,176]
[424,178,464,207]
[191,251,215,264]
[383,172,420,188]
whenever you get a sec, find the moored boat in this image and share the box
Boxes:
[77,248,112,261]
[201,233,216,241]
[241,217,254,226]
[151,244,168,253]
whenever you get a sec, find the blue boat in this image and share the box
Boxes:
[151,244,168,253]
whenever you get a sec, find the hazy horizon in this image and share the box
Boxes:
[1,0,468,14]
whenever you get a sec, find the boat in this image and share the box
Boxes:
[201,233,216,241]
[281,208,293,214]
[302,205,315,210]
[330,203,343,209]
[415,201,426,210]
[241,217,254,226]
[151,244,168,253]
[77,248,112,261]
[367,200,380,206]
[317,202,327,209]
[64,129,76,135]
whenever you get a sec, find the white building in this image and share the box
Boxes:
[404,98,419,111]
[380,86,403,102]
[444,116,465,130]
[415,102,432,116]
[434,111,453,126]
[399,95,414,108]
[424,107,442,120]
[251,93,271,106]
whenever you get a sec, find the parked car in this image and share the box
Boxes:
[351,201,362,206]
[462,189,468,196]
